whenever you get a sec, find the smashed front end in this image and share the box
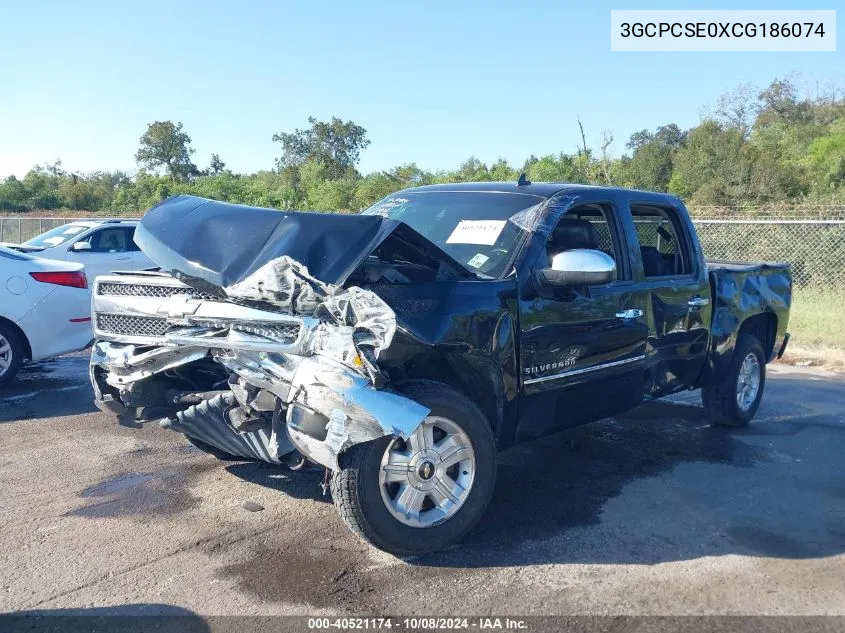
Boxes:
[88,196,453,470]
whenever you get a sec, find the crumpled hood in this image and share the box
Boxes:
[134,195,465,289]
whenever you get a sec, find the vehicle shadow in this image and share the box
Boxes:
[0,356,97,422]
[0,605,211,633]
[407,374,845,568]
[225,461,331,503]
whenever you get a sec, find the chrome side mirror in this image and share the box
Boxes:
[537,249,616,287]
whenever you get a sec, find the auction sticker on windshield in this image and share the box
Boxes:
[446,220,506,245]
[467,253,490,268]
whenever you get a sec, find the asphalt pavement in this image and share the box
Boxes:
[1,354,843,617]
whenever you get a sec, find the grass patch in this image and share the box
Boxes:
[788,289,845,349]
[780,288,845,370]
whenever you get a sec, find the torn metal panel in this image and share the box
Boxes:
[218,351,430,470]
[224,255,332,314]
[704,260,792,379]
[90,342,208,387]
[92,266,395,385]
[90,261,429,470]
[161,393,295,464]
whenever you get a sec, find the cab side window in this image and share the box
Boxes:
[630,205,693,278]
[87,227,136,253]
[543,203,624,281]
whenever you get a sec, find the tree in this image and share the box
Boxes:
[668,121,750,206]
[524,153,580,183]
[453,157,490,182]
[713,83,757,136]
[272,116,370,179]
[755,79,811,128]
[135,121,198,181]
[654,123,686,148]
[623,141,674,191]
[622,123,686,191]
[388,163,432,187]
[489,158,517,182]
[804,120,845,191]
[206,153,227,176]
[626,129,652,152]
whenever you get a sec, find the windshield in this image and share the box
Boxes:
[24,224,90,248]
[363,191,545,278]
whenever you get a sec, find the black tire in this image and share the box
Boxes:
[330,381,497,556]
[703,333,766,427]
[0,322,26,388]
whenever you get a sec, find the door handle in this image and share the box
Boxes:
[688,297,709,308]
[115,256,130,261]
[615,308,644,319]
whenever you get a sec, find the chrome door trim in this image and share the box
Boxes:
[524,354,646,385]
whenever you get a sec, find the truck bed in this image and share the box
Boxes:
[706,259,790,273]
[705,258,792,371]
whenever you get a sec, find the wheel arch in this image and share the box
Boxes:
[738,312,778,361]
[390,351,504,441]
[0,316,32,360]
[700,309,778,388]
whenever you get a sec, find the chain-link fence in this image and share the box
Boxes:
[693,219,845,290]
[0,217,89,244]
[2,214,844,292]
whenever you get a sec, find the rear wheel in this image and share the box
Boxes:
[0,323,25,388]
[331,381,497,556]
[703,333,766,427]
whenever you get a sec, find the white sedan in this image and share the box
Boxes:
[2,219,155,285]
[0,246,93,386]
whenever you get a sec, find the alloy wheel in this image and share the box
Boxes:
[736,351,761,412]
[378,416,476,528]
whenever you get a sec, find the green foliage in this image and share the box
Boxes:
[804,121,845,192]
[2,80,845,215]
[135,121,198,182]
[272,117,370,180]
[668,121,749,206]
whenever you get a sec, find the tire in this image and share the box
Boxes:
[331,381,497,556]
[0,322,25,388]
[703,333,766,427]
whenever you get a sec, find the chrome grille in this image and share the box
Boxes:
[98,282,220,301]
[189,320,302,344]
[96,314,168,338]
[238,323,301,344]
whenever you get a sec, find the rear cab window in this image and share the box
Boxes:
[630,204,694,278]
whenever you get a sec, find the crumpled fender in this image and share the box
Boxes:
[283,356,430,470]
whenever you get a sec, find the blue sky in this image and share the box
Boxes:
[0,0,841,178]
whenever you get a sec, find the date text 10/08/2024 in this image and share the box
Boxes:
[308,617,530,630]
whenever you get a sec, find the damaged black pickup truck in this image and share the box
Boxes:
[90,183,791,555]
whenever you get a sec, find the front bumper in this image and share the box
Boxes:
[90,343,429,470]
[89,271,428,470]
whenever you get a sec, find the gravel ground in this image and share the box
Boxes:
[1,355,843,619]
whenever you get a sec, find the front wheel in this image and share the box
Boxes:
[331,381,497,556]
[703,333,766,427]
